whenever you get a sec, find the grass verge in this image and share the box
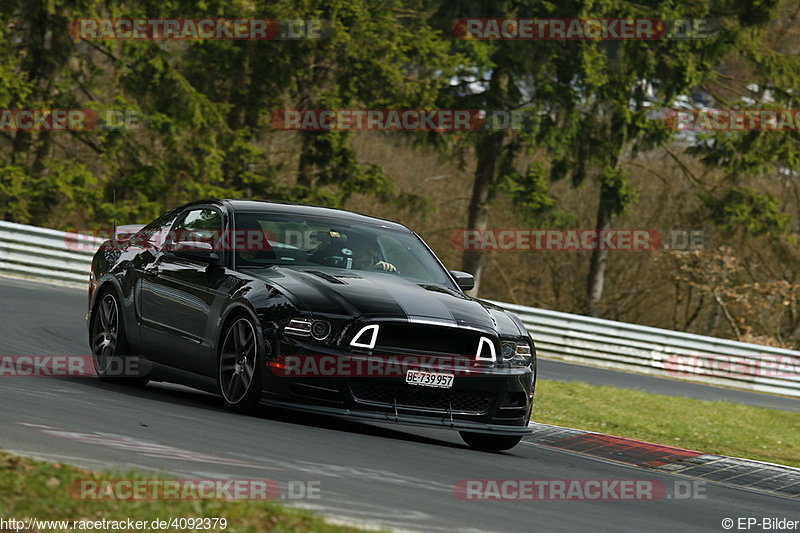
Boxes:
[533,379,800,468]
[0,451,376,533]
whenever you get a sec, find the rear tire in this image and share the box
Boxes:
[90,290,150,386]
[218,315,263,412]
[459,432,523,452]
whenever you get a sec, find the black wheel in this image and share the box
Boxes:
[218,315,263,411]
[90,290,149,386]
[459,432,523,452]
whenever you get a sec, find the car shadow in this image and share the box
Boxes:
[57,376,467,450]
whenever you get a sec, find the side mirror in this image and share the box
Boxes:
[113,224,146,246]
[115,224,145,241]
[171,241,220,264]
[449,270,475,291]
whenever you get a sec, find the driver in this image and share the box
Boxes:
[308,231,397,272]
[350,238,397,272]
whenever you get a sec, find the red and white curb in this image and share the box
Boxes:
[526,422,800,498]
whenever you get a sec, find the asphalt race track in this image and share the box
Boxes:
[0,276,798,532]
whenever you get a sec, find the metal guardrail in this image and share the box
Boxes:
[0,220,102,284]
[492,301,800,398]
[1,220,798,397]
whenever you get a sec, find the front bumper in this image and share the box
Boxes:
[261,351,535,435]
[263,398,533,435]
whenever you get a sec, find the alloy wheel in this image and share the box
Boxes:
[219,317,258,404]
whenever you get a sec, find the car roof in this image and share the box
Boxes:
[181,199,413,233]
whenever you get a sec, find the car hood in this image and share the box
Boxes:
[248,266,525,336]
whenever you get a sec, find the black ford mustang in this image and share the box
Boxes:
[87,199,536,451]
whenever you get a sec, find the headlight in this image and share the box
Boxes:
[284,317,332,341]
[502,341,532,365]
[501,342,516,360]
[310,320,331,340]
[284,318,312,336]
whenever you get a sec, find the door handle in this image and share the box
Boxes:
[145,266,159,279]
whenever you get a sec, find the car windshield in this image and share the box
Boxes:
[233,211,451,286]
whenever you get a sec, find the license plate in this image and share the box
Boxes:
[405,370,454,388]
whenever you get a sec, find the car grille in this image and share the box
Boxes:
[366,323,489,358]
[350,381,493,414]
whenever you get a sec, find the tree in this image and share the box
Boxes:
[0,0,458,227]
[434,0,783,316]
[260,0,459,206]
[430,0,570,294]
[675,0,800,340]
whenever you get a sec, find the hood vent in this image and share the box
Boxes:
[304,270,347,284]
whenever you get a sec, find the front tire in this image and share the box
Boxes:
[90,290,149,386]
[218,315,263,412]
[460,432,523,452]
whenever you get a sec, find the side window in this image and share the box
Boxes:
[169,208,223,251]
[131,210,179,252]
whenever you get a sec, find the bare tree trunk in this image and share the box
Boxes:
[462,133,503,294]
[586,197,612,317]
[706,299,720,335]
[297,132,316,189]
[460,66,509,295]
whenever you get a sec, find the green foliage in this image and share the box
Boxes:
[430,0,767,227]
[0,166,32,222]
[704,185,790,236]
[0,0,458,229]
[687,3,800,179]
[599,165,638,217]
[0,0,798,276]
[499,161,577,227]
